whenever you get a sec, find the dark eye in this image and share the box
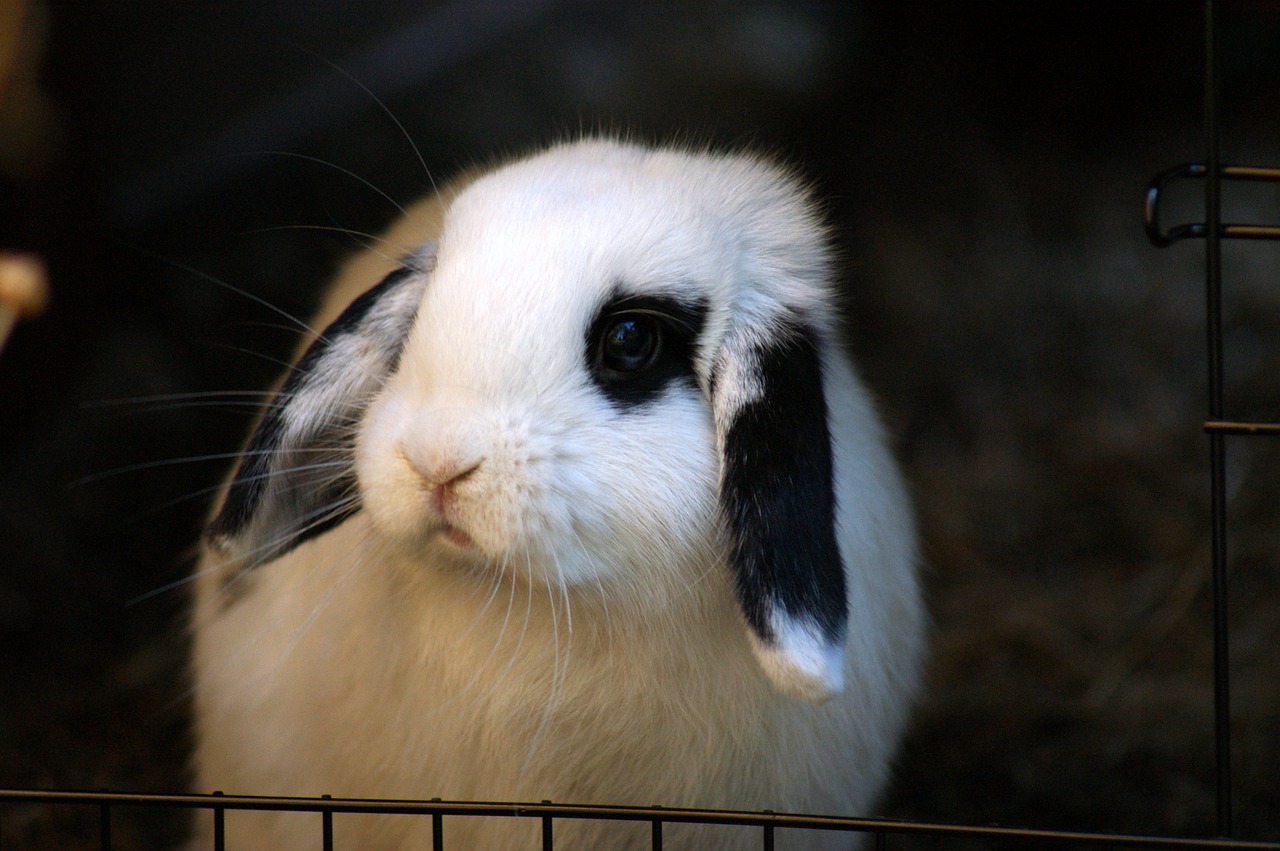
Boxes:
[599,314,662,373]
[585,293,707,408]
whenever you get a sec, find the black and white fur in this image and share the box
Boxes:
[190,138,925,850]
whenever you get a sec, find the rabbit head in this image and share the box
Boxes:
[207,139,866,703]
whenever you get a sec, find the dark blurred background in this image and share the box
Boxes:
[2,1,1279,848]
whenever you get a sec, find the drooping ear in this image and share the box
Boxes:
[206,248,434,570]
[713,315,847,703]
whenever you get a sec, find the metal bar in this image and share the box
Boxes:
[1222,225,1280,239]
[213,790,225,851]
[541,800,553,851]
[1220,165,1280,181]
[651,805,663,850]
[1203,0,1234,838]
[431,797,444,851]
[99,797,111,851]
[322,794,334,851]
[1205,421,1280,436]
[6,789,1280,849]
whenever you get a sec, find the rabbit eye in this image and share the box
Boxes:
[585,292,707,407]
[600,315,662,373]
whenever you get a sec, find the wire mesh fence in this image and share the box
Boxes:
[4,790,1280,851]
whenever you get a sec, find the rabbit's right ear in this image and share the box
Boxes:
[205,247,434,572]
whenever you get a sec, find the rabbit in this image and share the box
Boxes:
[188,137,926,850]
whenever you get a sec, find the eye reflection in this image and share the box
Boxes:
[600,315,661,373]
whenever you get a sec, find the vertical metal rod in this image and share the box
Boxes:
[213,791,225,851]
[650,805,663,850]
[321,794,334,851]
[99,799,112,851]
[430,798,444,851]
[1203,0,1233,837]
[541,800,553,851]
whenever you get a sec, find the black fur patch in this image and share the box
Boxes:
[207,261,428,568]
[718,320,847,647]
[585,291,708,408]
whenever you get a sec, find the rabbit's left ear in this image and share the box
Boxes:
[206,250,433,571]
[713,315,847,703]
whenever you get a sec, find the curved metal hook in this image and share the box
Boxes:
[1145,162,1280,246]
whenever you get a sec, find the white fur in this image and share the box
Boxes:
[190,138,926,850]
[749,613,845,703]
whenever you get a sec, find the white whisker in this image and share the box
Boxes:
[243,150,409,218]
[157,255,320,339]
[72,452,263,487]
[81,390,280,408]
[295,50,436,198]
[248,223,409,263]
[217,493,362,591]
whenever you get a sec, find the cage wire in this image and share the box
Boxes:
[4,1,1280,849]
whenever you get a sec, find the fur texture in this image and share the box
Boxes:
[189,138,926,850]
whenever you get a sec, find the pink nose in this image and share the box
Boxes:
[408,455,480,515]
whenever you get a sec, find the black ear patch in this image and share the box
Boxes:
[206,255,433,570]
[715,317,848,700]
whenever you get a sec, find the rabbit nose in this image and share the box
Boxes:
[404,451,482,500]
[430,466,477,516]
[397,408,487,488]
[401,451,482,518]
[415,457,481,489]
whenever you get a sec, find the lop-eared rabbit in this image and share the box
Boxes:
[189,138,925,849]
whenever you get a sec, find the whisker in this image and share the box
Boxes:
[98,401,272,417]
[145,259,405,407]
[73,448,354,488]
[247,223,409,261]
[521,555,573,774]
[293,49,436,198]
[158,514,375,722]
[264,528,370,676]
[483,559,535,715]
[241,150,408,218]
[127,572,203,607]
[122,480,233,524]
[81,390,280,409]
[431,563,528,725]
[72,452,259,487]
[154,255,321,340]
[208,341,305,375]
[216,492,362,592]
[248,223,387,243]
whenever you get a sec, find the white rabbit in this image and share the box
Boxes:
[188,137,925,850]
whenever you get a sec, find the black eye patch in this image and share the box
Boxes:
[585,291,708,408]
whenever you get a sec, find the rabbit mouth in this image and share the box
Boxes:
[437,523,476,550]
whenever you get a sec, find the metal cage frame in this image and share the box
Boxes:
[4,1,1279,848]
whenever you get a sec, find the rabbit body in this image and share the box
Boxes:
[189,138,925,850]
